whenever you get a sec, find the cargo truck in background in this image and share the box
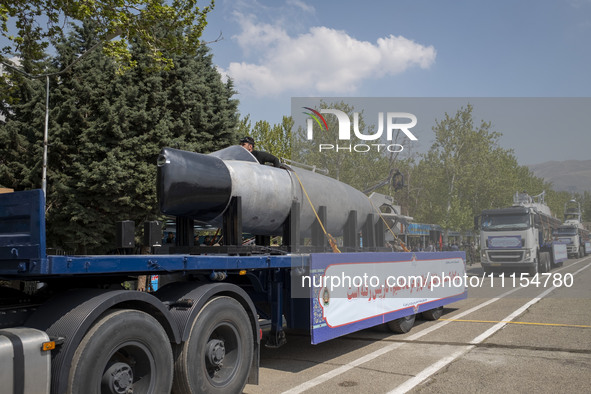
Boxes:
[477,191,565,276]
[553,199,589,258]
[0,146,466,394]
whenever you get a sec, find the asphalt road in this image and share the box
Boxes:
[244,255,591,393]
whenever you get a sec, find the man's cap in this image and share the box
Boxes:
[240,136,255,146]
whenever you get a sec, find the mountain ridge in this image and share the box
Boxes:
[527,160,591,193]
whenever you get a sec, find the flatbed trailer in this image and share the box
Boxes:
[1,188,466,394]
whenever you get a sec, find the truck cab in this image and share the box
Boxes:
[478,192,558,276]
[555,199,587,258]
[479,206,541,275]
[553,225,582,258]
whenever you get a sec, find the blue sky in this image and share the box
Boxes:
[200,0,591,165]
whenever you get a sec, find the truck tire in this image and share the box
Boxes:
[67,309,173,394]
[528,253,541,276]
[172,296,253,394]
[422,306,443,321]
[528,261,537,276]
[540,252,550,273]
[386,314,416,334]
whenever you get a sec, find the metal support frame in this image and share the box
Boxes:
[255,235,271,247]
[266,269,287,348]
[311,206,328,251]
[343,210,358,251]
[375,218,386,248]
[175,217,195,247]
[223,196,242,246]
[362,213,375,250]
[282,202,301,253]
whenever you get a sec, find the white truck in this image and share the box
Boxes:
[554,200,589,258]
[478,191,563,276]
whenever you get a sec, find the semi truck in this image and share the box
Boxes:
[553,199,589,258]
[478,191,565,276]
[0,146,466,394]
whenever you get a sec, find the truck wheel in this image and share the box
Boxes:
[422,306,443,321]
[67,309,173,394]
[172,296,253,394]
[540,252,550,273]
[528,259,538,276]
[386,314,416,334]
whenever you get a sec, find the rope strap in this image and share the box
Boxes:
[292,169,409,253]
[292,170,341,253]
[367,196,410,252]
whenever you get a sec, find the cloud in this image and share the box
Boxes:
[286,0,316,14]
[222,18,436,97]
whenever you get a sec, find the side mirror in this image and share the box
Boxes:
[473,215,480,231]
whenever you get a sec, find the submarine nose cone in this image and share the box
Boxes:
[157,147,232,221]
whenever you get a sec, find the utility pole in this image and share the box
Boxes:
[42,75,49,196]
[1,43,100,197]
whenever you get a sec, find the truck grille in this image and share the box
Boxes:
[488,250,524,263]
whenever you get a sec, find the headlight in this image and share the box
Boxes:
[524,250,531,260]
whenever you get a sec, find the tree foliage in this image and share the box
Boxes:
[0,0,214,70]
[237,115,294,161]
[405,105,560,231]
[581,191,591,223]
[291,101,410,194]
[0,22,237,253]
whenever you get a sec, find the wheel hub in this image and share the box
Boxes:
[102,362,134,394]
[206,339,225,367]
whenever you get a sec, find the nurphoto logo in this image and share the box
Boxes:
[302,107,418,153]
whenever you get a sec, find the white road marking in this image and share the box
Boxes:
[282,258,590,394]
[388,345,474,394]
[388,260,591,394]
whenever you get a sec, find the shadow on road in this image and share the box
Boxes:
[258,307,460,374]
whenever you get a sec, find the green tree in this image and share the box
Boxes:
[544,189,575,221]
[0,30,50,191]
[582,191,591,223]
[0,76,46,189]
[292,101,408,193]
[409,105,530,230]
[0,22,237,253]
[239,115,293,161]
[1,0,214,69]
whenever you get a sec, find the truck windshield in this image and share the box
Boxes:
[481,214,530,231]
[554,227,577,236]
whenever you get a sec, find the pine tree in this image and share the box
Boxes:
[0,34,51,191]
[1,22,238,253]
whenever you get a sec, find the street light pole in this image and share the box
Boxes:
[42,74,49,196]
[2,45,99,197]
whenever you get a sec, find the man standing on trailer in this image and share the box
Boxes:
[239,136,281,168]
